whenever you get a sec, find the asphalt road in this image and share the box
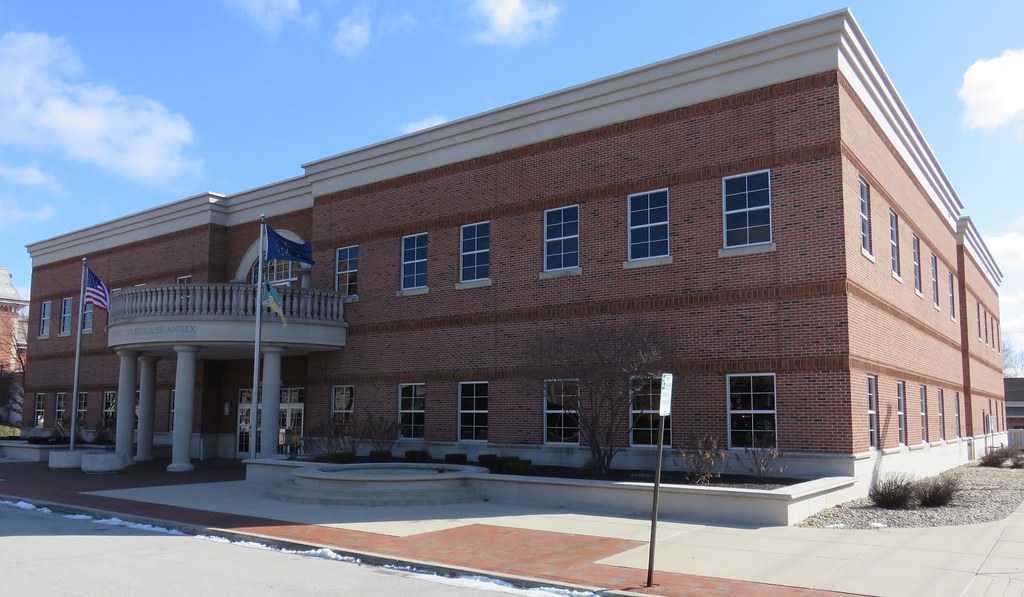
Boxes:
[0,502,563,596]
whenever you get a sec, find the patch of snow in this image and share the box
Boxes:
[869,522,888,528]
[825,523,846,529]
[93,517,185,535]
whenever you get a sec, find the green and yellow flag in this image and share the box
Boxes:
[262,279,287,326]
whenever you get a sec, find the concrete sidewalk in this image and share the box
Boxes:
[1,458,1021,596]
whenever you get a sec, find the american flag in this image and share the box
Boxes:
[85,268,111,311]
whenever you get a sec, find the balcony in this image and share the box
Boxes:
[107,284,346,359]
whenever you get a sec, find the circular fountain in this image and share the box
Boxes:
[267,462,490,506]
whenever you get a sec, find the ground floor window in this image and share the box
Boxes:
[102,391,116,425]
[544,380,580,444]
[920,386,928,443]
[938,389,946,440]
[34,393,45,428]
[399,383,426,439]
[76,392,88,423]
[55,392,67,427]
[867,376,878,449]
[459,382,488,441]
[897,382,907,445]
[727,374,776,448]
[631,377,670,446]
[169,389,176,432]
[331,385,354,427]
[954,392,961,437]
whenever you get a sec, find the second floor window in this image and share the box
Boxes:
[335,245,359,296]
[860,178,872,255]
[723,170,771,248]
[38,301,51,337]
[889,210,900,277]
[931,255,939,308]
[460,222,490,282]
[401,233,428,290]
[59,297,73,335]
[81,302,93,332]
[912,235,922,292]
[628,189,669,260]
[544,205,579,271]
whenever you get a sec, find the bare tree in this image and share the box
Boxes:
[0,312,26,426]
[536,323,666,475]
[1003,339,1024,378]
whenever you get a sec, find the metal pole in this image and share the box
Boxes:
[69,258,88,451]
[248,216,266,461]
[646,413,666,587]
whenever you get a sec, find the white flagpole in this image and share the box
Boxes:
[248,216,266,460]
[69,258,88,451]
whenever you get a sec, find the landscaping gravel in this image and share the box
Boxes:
[798,464,1024,529]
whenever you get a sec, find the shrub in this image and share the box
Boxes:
[321,452,356,464]
[1011,454,1024,469]
[503,460,532,475]
[358,413,398,454]
[916,473,961,507]
[404,449,429,462]
[368,449,392,462]
[444,453,468,464]
[493,456,520,473]
[869,473,917,509]
[477,453,498,469]
[979,446,1017,467]
[675,433,729,485]
[734,445,787,479]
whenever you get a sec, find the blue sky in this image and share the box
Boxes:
[1,0,1023,348]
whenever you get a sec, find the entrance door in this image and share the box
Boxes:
[236,389,260,458]
[236,388,304,458]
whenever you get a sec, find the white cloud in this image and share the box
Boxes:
[0,159,62,192]
[469,0,560,46]
[379,12,418,35]
[958,49,1024,135]
[224,0,311,34]
[0,194,54,227]
[0,32,199,185]
[398,114,449,135]
[1001,289,1024,306]
[985,231,1024,269]
[332,7,372,57]
[1001,312,1024,335]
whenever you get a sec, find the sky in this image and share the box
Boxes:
[0,0,1023,348]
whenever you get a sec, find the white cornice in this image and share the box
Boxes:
[957,216,1004,287]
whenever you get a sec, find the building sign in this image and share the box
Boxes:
[659,373,673,416]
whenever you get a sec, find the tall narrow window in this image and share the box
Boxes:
[34,393,46,428]
[727,374,777,448]
[631,377,670,446]
[334,246,359,296]
[544,380,580,444]
[102,391,116,425]
[460,222,490,282]
[169,390,175,432]
[977,302,982,340]
[544,205,579,271]
[984,310,989,345]
[948,273,956,320]
[723,170,771,248]
[920,386,928,443]
[897,381,907,445]
[954,392,961,437]
[331,385,354,427]
[859,178,872,255]
[458,382,488,441]
[38,301,51,337]
[867,376,879,449]
[931,255,939,308]
[59,297,73,335]
[628,189,669,260]
[401,233,428,290]
[938,389,946,440]
[81,302,94,332]
[889,211,900,277]
[55,392,67,425]
[912,235,922,293]
[398,383,426,438]
[76,392,88,423]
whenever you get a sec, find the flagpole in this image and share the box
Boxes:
[69,258,88,451]
[249,216,266,460]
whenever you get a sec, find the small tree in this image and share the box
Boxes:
[1003,339,1024,378]
[536,323,665,475]
[0,312,26,426]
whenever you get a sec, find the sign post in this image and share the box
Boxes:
[646,372,673,588]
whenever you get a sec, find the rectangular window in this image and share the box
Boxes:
[984,310,989,345]
[102,391,116,425]
[867,376,879,449]
[55,392,67,426]
[723,170,771,248]
[977,302,982,340]
[331,385,354,425]
[631,377,670,446]
[398,383,426,439]
[76,392,88,423]
[954,392,961,437]
[628,189,669,260]
[34,393,45,427]
[859,178,872,255]
[544,205,579,271]
[59,297,73,335]
[401,233,428,290]
[938,389,946,440]
[81,302,94,332]
[176,275,192,284]
[920,386,928,443]
[948,273,956,320]
[38,301,51,337]
[727,374,776,448]
[912,235,922,293]
[889,211,900,277]
[458,382,488,441]
[931,255,939,308]
[544,380,580,444]
[460,222,490,282]
[169,389,175,432]
[897,381,907,445]
[334,246,359,296]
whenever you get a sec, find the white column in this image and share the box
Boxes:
[168,345,197,472]
[114,350,138,464]
[134,356,159,462]
[259,346,283,459]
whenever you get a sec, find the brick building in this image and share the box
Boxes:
[24,10,1006,484]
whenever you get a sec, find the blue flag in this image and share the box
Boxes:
[266,225,314,267]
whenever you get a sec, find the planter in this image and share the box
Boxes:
[49,450,84,470]
[79,430,99,443]
[81,451,125,474]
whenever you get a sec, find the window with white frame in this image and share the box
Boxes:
[102,391,116,425]
[59,297,72,335]
[544,380,579,444]
[169,389,175,432]
[631,377,670,446]
[401,233,428,290]
[458,382,488,441]
[251,259,297,287]
[948,273,955,320]
[628,189,669,260]
[398,383,425,438]
[34,393,45,427]
[867,376,878,449]
[55,392,67,426]
[728,374,776,448]
[335,246,359,296]
[889,211,900,277]
[176,275,192,284]
[331,385,354,425]
[544,205,579,271]
[723,170,771,248]
[460,222,490,282]
[38,301,51,337]
[931,255,939,308]
[984,310,989,345]
[81,302,93,332]
[954,392,961,437]
[897,381,907,445]
[920,385,928,443]
[912,235,922,293]
[977,302,982,339]
[860,178,872,255]
[938,389,946,440]
[76,392,88,423]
